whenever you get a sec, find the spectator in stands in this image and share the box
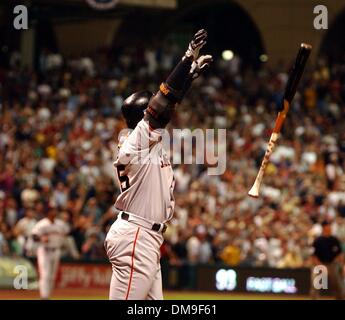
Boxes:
[277,243,303,268]
[0,228,8,256]
[0,208,9,256]
[186,225,213,264]
[219,241,241,266]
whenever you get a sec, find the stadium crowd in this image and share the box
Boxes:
[0,44,345,269]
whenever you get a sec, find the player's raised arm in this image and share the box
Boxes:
[144,29,212,129]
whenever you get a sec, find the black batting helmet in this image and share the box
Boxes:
[121,91,153,129]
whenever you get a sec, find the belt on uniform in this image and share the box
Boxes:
[120,212,167,234]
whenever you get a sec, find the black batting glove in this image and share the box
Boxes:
[184,29,207,61]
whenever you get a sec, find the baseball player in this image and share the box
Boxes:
[104,29,213,300]
[31,205,69,299]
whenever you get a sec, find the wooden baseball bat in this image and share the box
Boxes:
[248,43,312,198]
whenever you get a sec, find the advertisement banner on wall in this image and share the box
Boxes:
[55,263,112,289]
[0,257,38,289]
[197,265,311,295]
[56,262,313,294]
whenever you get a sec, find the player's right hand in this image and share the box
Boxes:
[190,54,213,80]
[184,29,207,61]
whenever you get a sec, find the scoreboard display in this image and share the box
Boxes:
[197,265,311,295]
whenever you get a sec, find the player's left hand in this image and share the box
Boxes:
[190,54,213,79]
[184,29,208,61]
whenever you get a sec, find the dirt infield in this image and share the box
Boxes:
[0,288,108,300]
[0,288,317,300]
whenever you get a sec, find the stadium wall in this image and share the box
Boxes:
[236,0,344,64]
[1,258,340,297]
[46,260,314,296]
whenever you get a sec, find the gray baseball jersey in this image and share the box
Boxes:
[31,218,69,299]
[114,119,175,224]
[31,218,69,249]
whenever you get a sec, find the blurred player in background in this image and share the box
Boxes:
[104,29,213,300]
[311,220,345,300]
[31,205,69,299]
[13,208,37,257]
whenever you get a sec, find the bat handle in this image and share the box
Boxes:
[248,176,262,198]
[248,133,279,198]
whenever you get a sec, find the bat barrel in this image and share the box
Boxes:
[284,43,312,103]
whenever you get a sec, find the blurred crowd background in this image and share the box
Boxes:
[1,43,344,268]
